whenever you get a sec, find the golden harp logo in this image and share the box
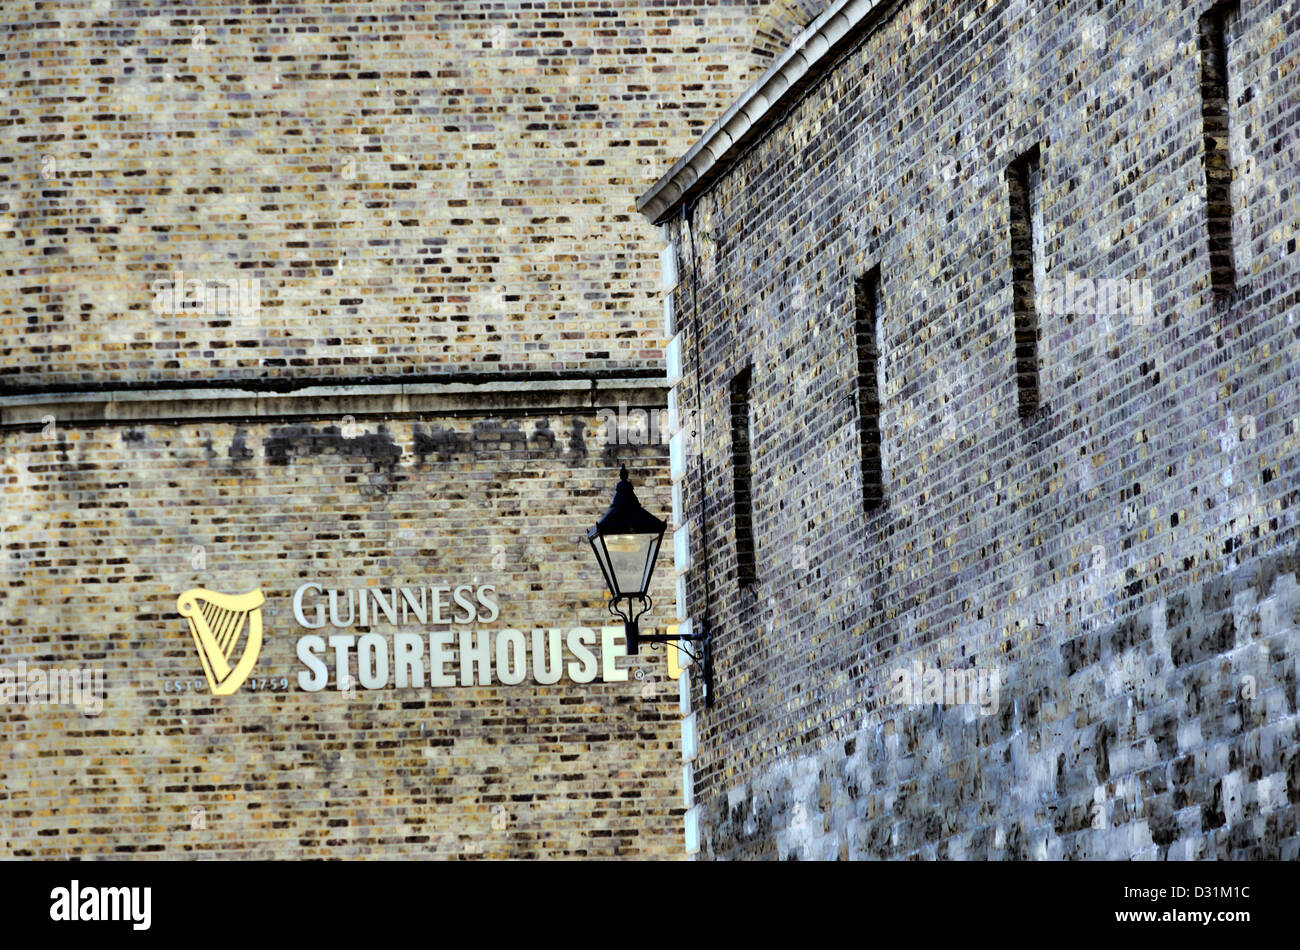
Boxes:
[176,588,265,696]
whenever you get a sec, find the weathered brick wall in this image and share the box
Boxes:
[0,413,680,858]
[0,0,838,859]
[0,0,820,390]
[699,552,1300,860]
[666,0,1300,858]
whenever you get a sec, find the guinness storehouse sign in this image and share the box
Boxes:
[291,582,634,691]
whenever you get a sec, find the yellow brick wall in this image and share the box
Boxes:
[1,0,823,388]
[1,416,680,857]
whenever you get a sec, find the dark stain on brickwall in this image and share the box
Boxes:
[1171,613,1235,668]
[413,424,469,463]
[470,420,527,451]
[568,419,589,462]
[1286,750,1300,803]
[530,418,556,451]
[595,430,671,471]
[263,424,402,468]
[228,427,255,462]
[1205,781,1228,829]
[1094,722,1113,783]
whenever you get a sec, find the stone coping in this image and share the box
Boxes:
[637,0,886,225]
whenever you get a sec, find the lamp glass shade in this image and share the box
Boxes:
[592,532,661,599]
[588,466,667,601]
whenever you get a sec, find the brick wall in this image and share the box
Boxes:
[0,410,680,857]
[0,0,837,858]
[0,0,820,390]
[664,0,1300,858]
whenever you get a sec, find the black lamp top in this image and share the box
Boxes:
[590,465,667,537]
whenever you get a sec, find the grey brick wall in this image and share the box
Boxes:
[0,0,836,858]
[665,0,1300,859]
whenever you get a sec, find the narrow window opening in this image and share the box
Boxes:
[1200,0,1240,299]
[1007,144,1043,417]
[854,267,884,512]
[729,367,756,587]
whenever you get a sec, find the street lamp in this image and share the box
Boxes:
[587,464,664,652]
[588,464,712,705]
